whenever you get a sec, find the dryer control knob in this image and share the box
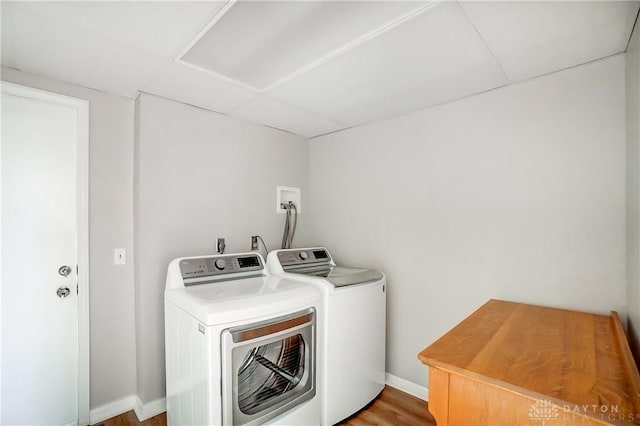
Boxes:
[215,259,226,270]
[299,251,308,260]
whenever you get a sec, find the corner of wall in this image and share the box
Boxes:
[133,92,145,403]
[89,395,137,425]
[133,396,166,422]
[626,10,640,366]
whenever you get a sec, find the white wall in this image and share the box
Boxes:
[308,55,627,389]
[627,17,640,361]
[3,45,631,412]
[134,93,311,404]
[1,67,137,408]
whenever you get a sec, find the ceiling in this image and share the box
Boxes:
[2,1,638,138]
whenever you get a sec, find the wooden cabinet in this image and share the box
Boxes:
[418,299,640,425]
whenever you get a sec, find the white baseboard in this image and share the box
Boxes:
[89,395,136,425]
[90,376,419,424]
[385,373,429,401]
[133,396,166,422]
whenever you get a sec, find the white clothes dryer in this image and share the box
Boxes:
[266,248,386,425]
[165,252,323,426]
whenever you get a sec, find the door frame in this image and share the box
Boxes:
[1,81,90,425]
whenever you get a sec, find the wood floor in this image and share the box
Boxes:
[95,386,436,426]
[339,386,435,426]
[96,410,166,426]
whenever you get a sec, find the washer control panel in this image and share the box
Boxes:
[277,248,332,266]
[180,254,263,279]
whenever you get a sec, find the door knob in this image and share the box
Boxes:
[56,286,71,298]
[58,265,72,277]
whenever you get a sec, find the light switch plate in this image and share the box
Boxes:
[114,248,126,265]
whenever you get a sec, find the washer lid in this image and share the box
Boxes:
[270,247,384,287]
[288,265,384,287]
[165,275,321,326]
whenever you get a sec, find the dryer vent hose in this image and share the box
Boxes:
[280,202,297,249]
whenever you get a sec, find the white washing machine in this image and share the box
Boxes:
[266,248,386,425]
[165,252,323,426]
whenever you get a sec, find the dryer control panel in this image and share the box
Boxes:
[180,254,263,281]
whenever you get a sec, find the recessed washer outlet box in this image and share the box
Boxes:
[276,186,301,214]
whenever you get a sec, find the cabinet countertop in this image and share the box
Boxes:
[418,299,640,421]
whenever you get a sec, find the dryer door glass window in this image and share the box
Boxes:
[237,334,305,414]
[222,309,316,426]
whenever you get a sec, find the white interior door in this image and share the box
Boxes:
[1,83,89,426]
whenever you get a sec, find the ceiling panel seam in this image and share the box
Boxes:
[261,0,444,92]
[172,0,264,92]
[173,58,261,93]
[626,7,640,53]
[308,126,355,141]
[138,90,321,138]
[227,94,351,128]
[456,0,510,84]
[175,0,236,63]
[506,52,625,87]
[138,89,231,117]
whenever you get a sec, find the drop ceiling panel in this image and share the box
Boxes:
[2,1,636,138]
[1,2,164,98]
[141,62,259,114]
[337,56,507,126]
[459,1,640,82]
[228,96,350,138]
[181,0,428,89]
[10,1,226,60]
[269,1,508,126]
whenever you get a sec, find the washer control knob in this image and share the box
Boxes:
[299,251,308,260]
[214,259,226,270]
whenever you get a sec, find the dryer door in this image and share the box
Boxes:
[221,308,316,426]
